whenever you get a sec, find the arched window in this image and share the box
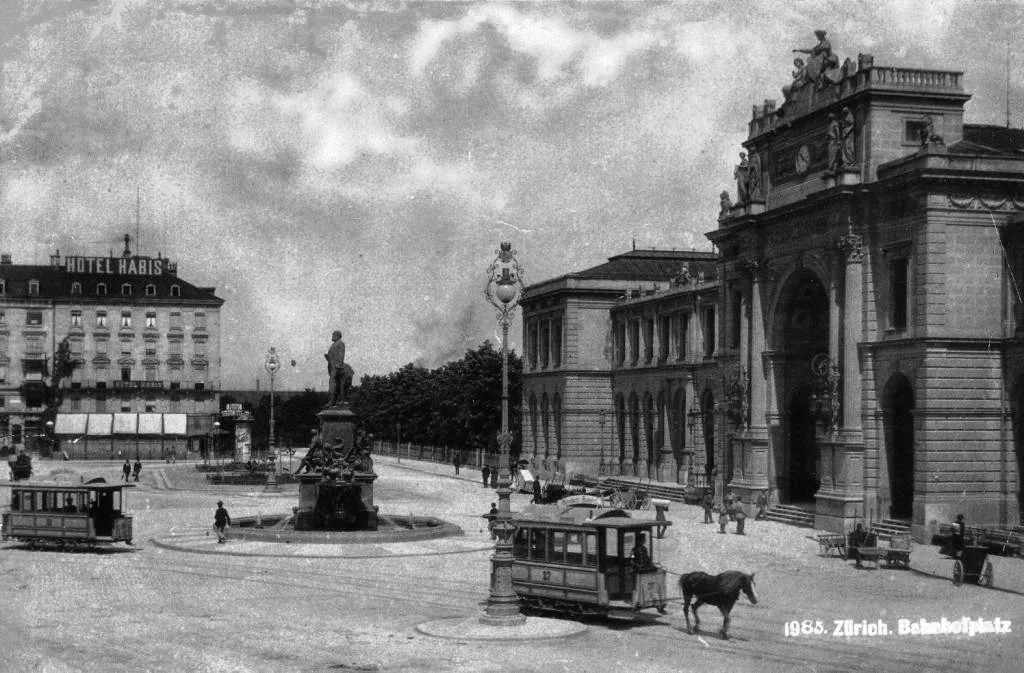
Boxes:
[96,283,107,296]
[121,283,132,296]
[552,393,562,464]
[28,279,39,295]
[541,393,550,460]
[170,285,181,297]
[71,282,82,295]
[145,284,156,297]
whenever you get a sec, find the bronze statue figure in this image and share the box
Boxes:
[325,330,353,406]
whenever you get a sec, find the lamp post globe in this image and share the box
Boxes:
[481,241,527,626]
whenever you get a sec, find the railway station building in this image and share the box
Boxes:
[521,43,1024,541]
[0,237,224,459]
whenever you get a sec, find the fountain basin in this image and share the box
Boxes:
[232,513,463,544]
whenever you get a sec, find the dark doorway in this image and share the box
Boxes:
[884,375,915,519]
[702,390,715,482]
[788,385,819,502]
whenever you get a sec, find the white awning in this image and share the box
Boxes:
[55,413,88,435]
[163,414,188,435]
[138,413,163,435]
[113,413,138,434]
[87,414,113,436]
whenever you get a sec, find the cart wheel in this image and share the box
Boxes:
[953,560,964,586]
[980,560,994,587]
[641,495,651,510]
[818,542,828,556]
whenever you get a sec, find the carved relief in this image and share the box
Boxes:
[837,234,864,263]
[946,191,1024,211]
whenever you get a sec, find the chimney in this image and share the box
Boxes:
[50,249,61,267]
[1,253,11,265]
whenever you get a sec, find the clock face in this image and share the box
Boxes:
[795,144,811,174]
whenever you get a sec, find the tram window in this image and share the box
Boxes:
[530,529,548,560]
[10,491,20,510]
[605,530,620,558]
[564,532,584,566]
[551,531,567,564]
[513,529,528,556]
[585,533,597,567]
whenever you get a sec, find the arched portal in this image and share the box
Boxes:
[788,384,819,502]
[883,374,915,519]
[773,269,830,504]
[1015,378,1024,525]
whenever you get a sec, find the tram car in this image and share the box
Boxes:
[510,504,670,619]
[2,479,135,548]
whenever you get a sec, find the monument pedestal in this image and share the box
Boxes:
[294,472,378,531]
[318,405,356,452]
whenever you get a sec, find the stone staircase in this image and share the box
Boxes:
[871,518,911,542]
[765,504,815,528]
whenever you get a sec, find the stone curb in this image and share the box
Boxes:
[415,615,587,641]
[148,533,494,559]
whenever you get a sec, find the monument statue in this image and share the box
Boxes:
[747,152,762,200]
[827,112,842,171]
[782,57,809,100]
[719,190,732,216]
[325,330,353,406]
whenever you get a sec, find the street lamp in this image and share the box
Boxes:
[265,348,280,464]
[481,241,527,626]
[265,347,281,492]
[213,421,221,477]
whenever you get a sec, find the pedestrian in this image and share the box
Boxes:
[718,500,729,534]
[532,478,543,504]
[702,489,715,524]
[481,465,491,488]
[490,467,498,488]
[630,533,652,570]
[214,501,231,544]
[487,502,499,539]
[734,496,746,535]
[755,490,769,520]
[133,459,142,482]
[725,492,736,521]
[121,459,131,482]
[452,453,461,475]
[653,499,669,539]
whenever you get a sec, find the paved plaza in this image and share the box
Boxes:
[2,456,1022,673]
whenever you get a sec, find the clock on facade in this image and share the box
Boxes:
[795,144,811,174]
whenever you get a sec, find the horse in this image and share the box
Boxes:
[680,571,757,640]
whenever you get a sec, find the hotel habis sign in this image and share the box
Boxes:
[64,256,165,276]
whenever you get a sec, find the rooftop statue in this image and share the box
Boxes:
[793,30,841,89]
[734,152,750,204]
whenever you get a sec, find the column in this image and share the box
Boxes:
[745,260,768,432]
[839,234,864,435]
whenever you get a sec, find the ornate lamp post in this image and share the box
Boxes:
[482,241,527,626]
[213,421,221,477]
[810,353,841,434]
[265,347,280,491]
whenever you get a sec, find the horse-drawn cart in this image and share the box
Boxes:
[607,481,651,510]
[953,544,994,587]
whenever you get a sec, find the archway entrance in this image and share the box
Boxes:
[883,374,915,519]
[788,385,819,502]
[774,269,829,505]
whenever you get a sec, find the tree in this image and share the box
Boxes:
[350,341,522,456]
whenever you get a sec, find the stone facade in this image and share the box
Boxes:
[522,48,1024,541]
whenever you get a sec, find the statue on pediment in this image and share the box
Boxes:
[719,190,732,216]
[734,152,750,204]
[675,263,693,285]
[747,153,763,200]
[782,57,810,101]
[793,30,841,89]
[840,107,856,165]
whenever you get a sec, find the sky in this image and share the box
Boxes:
[2,0,1023,391]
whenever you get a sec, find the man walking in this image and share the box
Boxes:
[733,496,747,535]
[214,501,231,544]
[121,459,131,482]
[132,459,142,482]
[481,465,491,488]
[702,489,715,524]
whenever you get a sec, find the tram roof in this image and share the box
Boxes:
[512,504,669,530]
[9,481,135,493]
